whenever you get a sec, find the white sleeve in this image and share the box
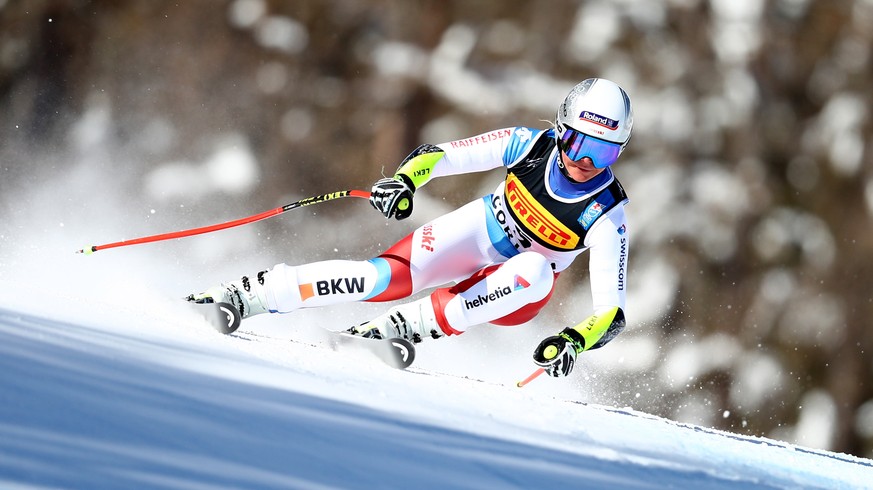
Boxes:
[586,204,629,311]
[432,127,524,178]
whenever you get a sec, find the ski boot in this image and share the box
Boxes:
[347,297,443,343]
[187,272,270,319]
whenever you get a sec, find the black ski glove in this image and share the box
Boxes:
[533,329,582,377]
[370,176,414,220]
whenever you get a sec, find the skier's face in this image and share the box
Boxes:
[560,151,604,182]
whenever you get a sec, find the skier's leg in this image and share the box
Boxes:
[351,251,557,342]
[188,257,399,318]
[189,197,504,319]
[267,196,501,312]
[349,196,540,341]
[365,196,517,301]
[189,255,397,317]
[430,251,557,334]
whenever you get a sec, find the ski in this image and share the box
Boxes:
[328,330,416,370]
[192,301,415,370]
[199,301,242,335]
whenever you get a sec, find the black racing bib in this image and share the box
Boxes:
[502,134,627,251]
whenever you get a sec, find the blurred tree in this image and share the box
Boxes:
[1,0,871,458]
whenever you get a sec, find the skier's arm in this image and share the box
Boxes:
[395,127,524,189]
[371,128,528,219]
[394,143,446,190]
[532,306,627,377]
[533,207,630,377]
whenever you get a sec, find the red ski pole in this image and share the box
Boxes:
[76,189,371,254]
[516,368,545,388]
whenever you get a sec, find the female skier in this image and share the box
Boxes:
[190,78,632,378]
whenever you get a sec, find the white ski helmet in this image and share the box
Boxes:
[555,78,633,168]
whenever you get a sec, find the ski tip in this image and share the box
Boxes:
[213,302,242,334]
[192,301,242,335]
[75,245,96,255]
[388,337,416,369]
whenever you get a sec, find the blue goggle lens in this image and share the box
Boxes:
[559,128,622,168]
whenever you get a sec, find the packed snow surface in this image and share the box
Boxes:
[1,294,871,489]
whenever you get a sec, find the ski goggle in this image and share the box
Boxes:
[558,127,623,168]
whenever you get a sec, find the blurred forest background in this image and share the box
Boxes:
[2,0,873,458]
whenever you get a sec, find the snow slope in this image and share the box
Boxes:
[1,298,872,489]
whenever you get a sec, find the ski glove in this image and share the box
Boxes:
[370,176,414,220]
[533,328,583,378]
